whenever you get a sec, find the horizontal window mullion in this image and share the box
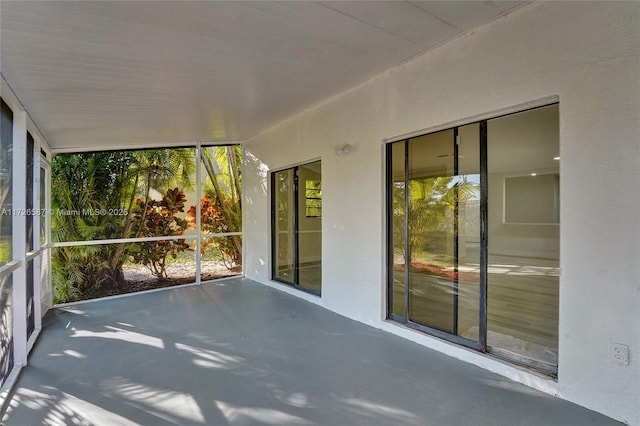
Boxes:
[0,261,21,277]
[52,235,193,248]
[25,251,40,262]
[200,232,242,238]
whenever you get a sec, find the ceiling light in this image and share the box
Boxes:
[554,156,560,160]
[531,173,537,176]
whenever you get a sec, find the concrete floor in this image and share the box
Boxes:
[3,277,620,426]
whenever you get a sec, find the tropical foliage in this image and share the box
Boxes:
[199,146,242,264]
[129,188,190,278]
[51,145,242,303]
[393,175,479,266]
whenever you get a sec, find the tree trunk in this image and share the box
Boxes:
[202,152,243,263]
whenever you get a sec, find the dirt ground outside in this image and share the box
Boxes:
[108,261,241,297]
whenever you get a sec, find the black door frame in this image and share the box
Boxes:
[271,162,321,296]
[386,123,488,352]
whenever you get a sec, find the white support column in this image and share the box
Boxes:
[46,159,51,247]
[195,144,202,285]
[32,141,42,332]
[33,142,40,255]
[39,156,53,314]
[11,111,27,367]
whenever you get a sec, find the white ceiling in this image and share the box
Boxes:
[0,1,528,151]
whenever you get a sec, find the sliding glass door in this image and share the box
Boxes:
[387,104,559,373]
[389,126,482,347]
[272,161,322,294]
[273,169,296,283]
[486,105,559,371]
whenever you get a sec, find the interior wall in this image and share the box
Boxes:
[488,171,560,259]
[487,105,560,259]
[243,2,640,424]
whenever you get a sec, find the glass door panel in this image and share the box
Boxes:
[389,142,406,318]
[297,162,321,291]
[456,124,481,342]
[486,104,559,368]
[273,169,295,283]
[387,103,559,371]
[407,129,455,333]
[392,125,482,344]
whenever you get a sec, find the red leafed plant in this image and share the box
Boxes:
[129,187,190,278]
[186,193,242,268]
[394,261,479,283]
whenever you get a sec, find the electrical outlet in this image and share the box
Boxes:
[610,342,629,365]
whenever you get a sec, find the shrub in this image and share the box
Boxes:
[129,188,190,278]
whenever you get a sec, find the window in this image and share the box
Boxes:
[305,180,322,218]
[387,104,559,374]
[272,161,322,294]
[304,180,322,217]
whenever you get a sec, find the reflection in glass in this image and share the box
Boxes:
[0,100,13,265]
[304,180,322,218]
[273,169,295,283]
[407,129,455,332]
[297,162,321,291]
[487,104,559,367]
[389,141,406,317]
[390,126,481,342]
[272,161,322,293]
[456,124,481,342]
[388,104,559,370]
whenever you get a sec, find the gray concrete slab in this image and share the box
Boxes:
[3,278,621,425]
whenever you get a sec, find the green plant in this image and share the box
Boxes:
[186,192,241,267]
[393,175,479,265]
[51,146,241,301]
[51,149,196,301]
[197,146,243,266]
[129,188,190,278]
